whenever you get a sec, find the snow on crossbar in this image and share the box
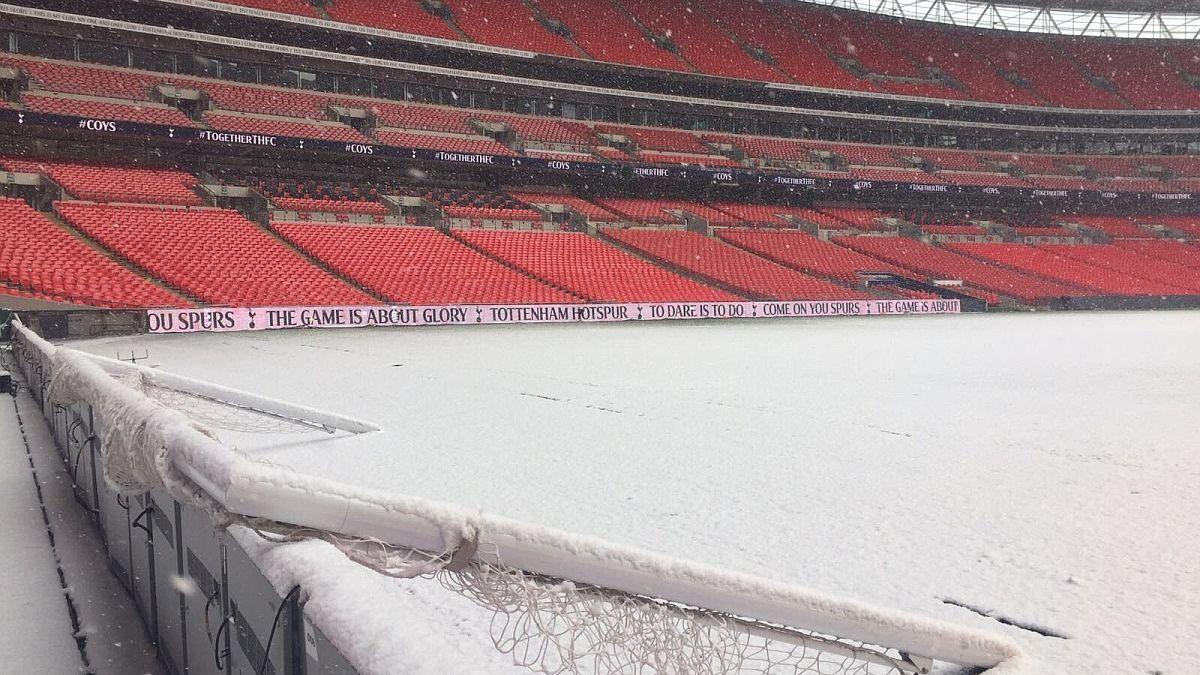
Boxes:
[12,319,1021,674]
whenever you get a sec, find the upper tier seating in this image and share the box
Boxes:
[0,197,186,308]
[374,129,517,156]
[274,224,577,304]
[21,93,196,127]
[637,151,741,168]
[970,33,1126,109]
[1064,42,1196,111]
[1135,215,1200,239]
[444,0,578,57]
[324,0,462,41]
[216,0,321,17]
[1,158,202,206]
[456,230,739,302]
[534,0,690,72]
[836,236,1086,303]
[272,197,390,216]
[605,229,868,300]
[1042,244,1200,293]
[945,243,1189,296]
[204,112,370,143]
[717,229,907,283]
[862,18,1043,106]
[691,0,876,91]
[508,192,623,221]
[591,198,687,224]
[616,0,787,82]
[780,5,923,79]
[58,202,376,306]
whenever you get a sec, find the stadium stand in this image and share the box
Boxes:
[21,92,196,127]
[532,0,691,72]
[1,158,203,206]
[604,228,869,300]
[717,229,908,283]
[57,202,377,306]
[273,223,578,304]
[0,197,187,308]
[946,243,1191,296]
[1044,244,1200,292]
[837,236,1087,303]
[455,230,740,302]
[374,129,518,156]
[508,192,623,222]
[271,197,390,216]
[447,0,579,56]
[323,0,462,41]
[1115,239,1200,269]
[204,112,370,143]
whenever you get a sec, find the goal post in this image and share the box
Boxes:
[10,318,1022,675]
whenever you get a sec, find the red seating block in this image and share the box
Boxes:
[57,202,376,306]
[718,229,907,283]
[204,113,369,143]
[216,0,321,17]
[946,242,1189,296]
[324,0,462,41]
[273,197,390,216]
[1043,244,1200,293]
[375,130,517,156]
[457,230,738,302]
[22,93,195,127]
[606,228,867,301]
[452,0,578,57]
[1,158,202,206]
[274,223,577,304]
[0,197,186,308]
[837,236,1085,303]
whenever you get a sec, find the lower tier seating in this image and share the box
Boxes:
[945,243,1190,296]
[1040,244,1200,293]
[1,158,203,206]
[57,202,376,306]
[604,229,868,301]
[0,197,186,308]
[836,236,1086,303]
[1114,239,1200,269]
[273,224,577,305]
[717,229,907,283]
[455,230,740,303]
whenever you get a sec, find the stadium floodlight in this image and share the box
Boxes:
[15,319,1022,675]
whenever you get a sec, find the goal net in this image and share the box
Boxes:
[10,318,1021,675]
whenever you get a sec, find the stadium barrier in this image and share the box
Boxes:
[7,316,1024,675]
[146,299,962,334]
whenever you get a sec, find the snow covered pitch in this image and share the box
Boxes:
[75,311,1200,674]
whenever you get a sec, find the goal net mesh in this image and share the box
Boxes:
[17,328,940,675]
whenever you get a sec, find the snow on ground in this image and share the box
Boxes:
[0,393,84,673]
[1,377,162,674]
[74,311,1200,674]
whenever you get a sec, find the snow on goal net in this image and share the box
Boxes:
[12,320,1021,675]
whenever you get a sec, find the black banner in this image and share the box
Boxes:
[1,109,1194,205]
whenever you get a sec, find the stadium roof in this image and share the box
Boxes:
[799,0,1200,38]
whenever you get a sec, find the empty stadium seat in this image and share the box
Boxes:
[22,92,196,127]
[272,197,390,216]
[605,229,868,300]
[204,112,370,143]
[717,229,908,283]
[0,197,187,308]
[836,236,1086,303]
[456,230,740,302]
[374,129,517,156]
[946,242,1189,296]
[1,158,203,206]
[57,202,377,306]
[274,223,577,304]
